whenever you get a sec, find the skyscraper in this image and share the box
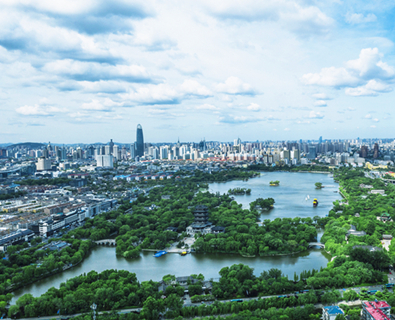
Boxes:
[373,143,379,159]
[360,145,368,158]
[308,145,317,159]
[130,143,135,159]
[109,139,114,154]
[136,124,144,157]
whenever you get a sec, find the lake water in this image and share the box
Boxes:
[12,245,331,302]
[209,171,341,220]
[12,172,339,302]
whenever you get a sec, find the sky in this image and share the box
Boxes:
[1,0,395,144]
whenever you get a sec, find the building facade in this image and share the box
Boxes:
[362,300,391,320]
[136,124,144,157]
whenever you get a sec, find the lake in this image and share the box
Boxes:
[12,172,339,302]
[209,171,340,220]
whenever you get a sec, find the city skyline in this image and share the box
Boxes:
[1,1,395,143]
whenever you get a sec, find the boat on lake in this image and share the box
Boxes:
[153,250,167,257]
[180,251,187,256]
[313,198,318,207]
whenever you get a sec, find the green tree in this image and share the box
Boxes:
[8,305,19,318]
[141,296,164,320]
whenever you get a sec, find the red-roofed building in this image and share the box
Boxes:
[362,301,391,320]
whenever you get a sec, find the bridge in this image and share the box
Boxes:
[95,239,116,246]
[308,242,325,249]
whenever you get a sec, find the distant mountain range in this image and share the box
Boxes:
[5,142,46,149]
[1,142,132,148]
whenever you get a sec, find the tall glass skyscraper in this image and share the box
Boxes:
[136,124,144,157]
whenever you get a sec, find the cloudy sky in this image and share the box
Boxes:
[1,0,395,143]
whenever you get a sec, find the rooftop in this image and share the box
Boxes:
[370,300,390,309]
[352,245,383,252]
[323,306,344,315]
[363,301,390,320]
[0,229,34,245]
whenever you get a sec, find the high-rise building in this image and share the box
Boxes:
[373,143,379,159]
[308,146,317,159]
[96,155,114,168]
[160,146,168,159]
[113,145,119,161]
[36,157,52,171]
[136,124,144,157]
[109,139,114,154]
[129,144,135,159]
[105,145,111,155]
[360,146,368,158]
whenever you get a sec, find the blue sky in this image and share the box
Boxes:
[1,0,395,143]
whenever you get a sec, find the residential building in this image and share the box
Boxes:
[362,300,390,320]
[36,157,51,171]
[322,306,344,320]
[0,229,35,252]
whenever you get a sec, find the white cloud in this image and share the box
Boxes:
[371,125,376,128]
[204,0,333,35]
[81,99,120,112]
[2,0,148,16]
[68,111,89,120]
[121,80,211,105]
[196,104,219,110]
[80,81,129,93]
[365,114,372,119]
[373,118,379,122]
[15,104,68,116]
[346,13,377,24]
[346,48,394,80]
[16,104,49,116]
[42,60,154,83]
[303,66,360,87]
[216,76,256,95]
[309,110,324,119]
[122,84,179,105]
[46,106,68,113]
[314,100,327,107]
[345,79,393,96]
[148,108,184,119]
[312,93,331,100]
[180,79,212,97]
[303,48,395,97]
[246,103,261,111]
[218,114,263,124]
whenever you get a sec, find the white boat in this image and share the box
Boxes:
[307,195,310,199]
